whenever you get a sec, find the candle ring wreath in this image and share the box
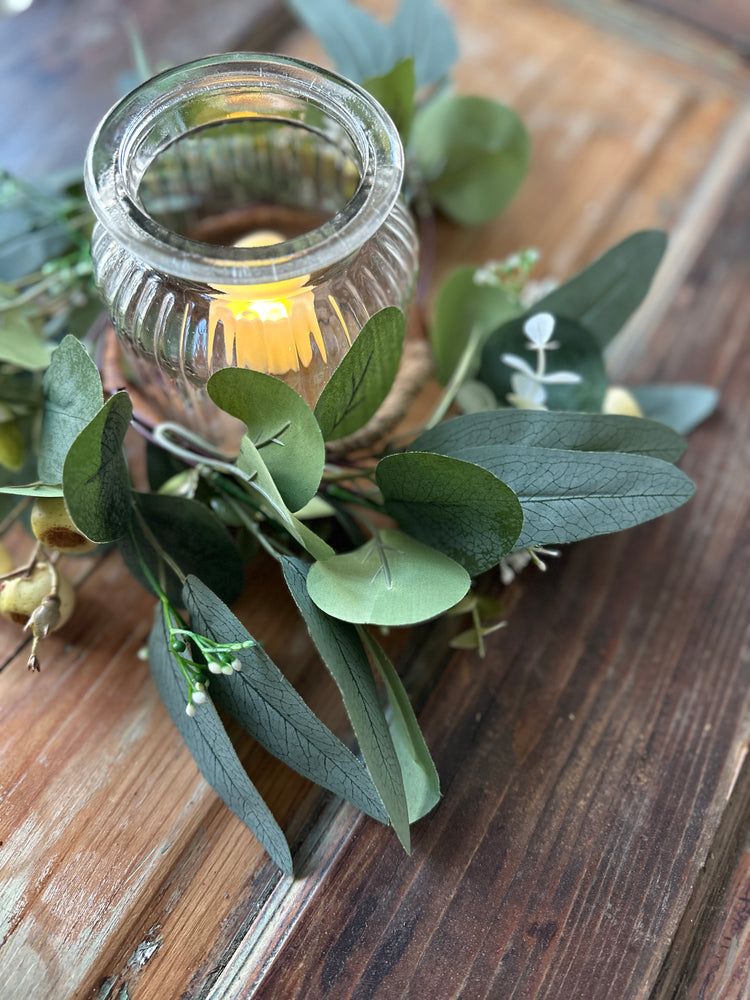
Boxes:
[0,0,717,874]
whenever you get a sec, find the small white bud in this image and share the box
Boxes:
[523,312,556,347]
[231,659,242,672]
[221,663,234,675]
[185,703,196,717]
[207,660,223,674]
[191,690,207,704]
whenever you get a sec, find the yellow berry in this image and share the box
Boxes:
[602,386,643,418]
[0,561,75,629]
[0,541,13,576]
[30,496,97,554]
[0,419,24,471]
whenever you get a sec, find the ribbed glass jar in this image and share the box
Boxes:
[84,53,419,432]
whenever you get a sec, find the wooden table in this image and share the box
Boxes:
[1,1,749,997]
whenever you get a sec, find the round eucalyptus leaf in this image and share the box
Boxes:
[306,528,470,626]
[410,95,530,225]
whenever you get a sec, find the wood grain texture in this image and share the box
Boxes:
[1,1,749,998]
[630,0,750,55]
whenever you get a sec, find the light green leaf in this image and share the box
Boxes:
[39,334,104,484]
[363,59,416,141]
[306,527,470,625]
[0,481,64,497]
[236,436,334,562]
[0,309,51,370]
[207,367,325,512]
[431,266,520,384]
[119,493,244,607]
[428,444,695,548]
[630,383,719,435]
[410,95,529,225]
[532,231,668,349]
[148,608,293,875]
[358,626,440,823]
[288,0,457,87]
[480,315,607,412]
[376,452,523,574]
[282,555,410,850]
[410,409,687,463]
[184,575,387,823]
[314,307,405,441]
[62,391,132,542]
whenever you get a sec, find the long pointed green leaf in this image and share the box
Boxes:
[148,607,293,875]
[358,626,440,823]
[281,556,410,851]
[183,576,387,823]
[410,409,687,463]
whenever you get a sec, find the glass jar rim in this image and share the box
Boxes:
[84,52,405,286]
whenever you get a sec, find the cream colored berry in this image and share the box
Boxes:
[0,562,75,629]
[602,386,643,418]
[30,496,97,554]
[0,541,13,576]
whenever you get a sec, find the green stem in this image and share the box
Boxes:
[424,324,485,430]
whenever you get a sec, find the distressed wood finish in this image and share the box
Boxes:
[1,1,750,998]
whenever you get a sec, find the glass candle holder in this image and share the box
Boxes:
[84,53,419,436]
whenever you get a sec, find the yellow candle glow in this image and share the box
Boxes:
[207,230,351,376]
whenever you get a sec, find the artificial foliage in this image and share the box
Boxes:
[0,0,718,874]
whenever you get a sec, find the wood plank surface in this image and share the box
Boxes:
[1,1,749,998]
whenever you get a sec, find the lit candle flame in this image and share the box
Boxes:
[207,230,350,376]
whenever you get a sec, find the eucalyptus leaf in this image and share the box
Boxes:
[479,315,607,412]
[148,608,293,875]
[358,626,440,823]
[424,444,695,548]
[282,556,410,850]
[431,266,520,385]
[184,576,387,823]
[208,367,325,512]
[410,409,687,463]
[363,59,416,141]
[288,0,456,87]
[120,493,244,606]
[630,383,719,435]
[39,335,104,484]
[306,527,470,624]
[314,307,405,441]
[377,452,523,573]
[531,231,668,349]
[0,481,64,497]
[236,436,333,562]
[410,95,530,225]
[0,309,51,370]
[62,391,132,542]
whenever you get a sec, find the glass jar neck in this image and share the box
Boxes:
[84,53,404,286]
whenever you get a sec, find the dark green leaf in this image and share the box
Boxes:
[39,335,104,484]
[183,576,387,823]
[410,95,529,225]
[479,315,607,412]
[411,409,687,463]
[377,452,523,573]
[430,444,695,548]
[430,266,520,384]
[358,626,440,823]
[208,367,325,512]
[630,383,719,435]
[282,555,410,850]
[306,527,470,624]
[363,59,416,141]
[120,493,243,606]
[314,307,405,441]
[62,391,132,542]
[531,231,668,349]
[148,608,293,875]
